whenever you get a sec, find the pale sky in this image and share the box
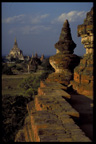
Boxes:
[2,2,93,56]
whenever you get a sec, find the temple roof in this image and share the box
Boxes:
[7,37,24,60]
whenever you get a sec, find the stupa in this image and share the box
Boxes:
[46,20,80,86]
[7,37,24,60]
[40,54,45,62]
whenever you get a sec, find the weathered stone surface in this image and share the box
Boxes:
[77,7,93,55]
[38,87,71,99]
[40,80,67,90]
[47,19,80,85]
[49,53,80,72]
[35,95,79,117]
[71,7,93,98]
[15,108,91,142]
[16,108,90,142]
[6,37,24,60]
[55,19,76,54]
[71,81,93,99]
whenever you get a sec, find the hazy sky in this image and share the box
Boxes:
[2,2,93,56]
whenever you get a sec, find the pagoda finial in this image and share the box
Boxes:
[14,37,18,46]
[14,37,17,42]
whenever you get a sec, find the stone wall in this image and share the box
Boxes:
[15,81,91,142]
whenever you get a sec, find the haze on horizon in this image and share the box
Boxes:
[2,2,93,57]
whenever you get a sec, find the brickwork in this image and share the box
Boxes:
[71,7,93,98]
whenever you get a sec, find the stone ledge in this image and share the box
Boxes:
[35,95,79,118]
[38,87,71,99]
[40,80,67,90]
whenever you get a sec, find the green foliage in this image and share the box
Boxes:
[19,72,50,98]
[8,63,16,68]
[2,72,49,142]
[2,94,29,142]
[19,75,41,92]
[25,88,35,99]
[15,65,23,71]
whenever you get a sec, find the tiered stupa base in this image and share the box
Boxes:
[47,53,80,85]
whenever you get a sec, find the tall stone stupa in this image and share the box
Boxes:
[46,20,80,86]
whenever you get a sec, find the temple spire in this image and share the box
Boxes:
[14,37,17,43]
[14,37,18,46]
[55,19,76,54]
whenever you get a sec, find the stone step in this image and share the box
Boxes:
[26,110,91,142]
[27,110,73,142]
[38,87,71,99]
[40,80,67,90]
[35,95,79,118]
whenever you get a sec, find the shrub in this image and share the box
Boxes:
[19,75,41,91]
[18,75,40,101]
[2,64,13,75]
[25,88,35,100]
[15,65,23,71]
[2,94,29,142]
[19,72,49,100]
